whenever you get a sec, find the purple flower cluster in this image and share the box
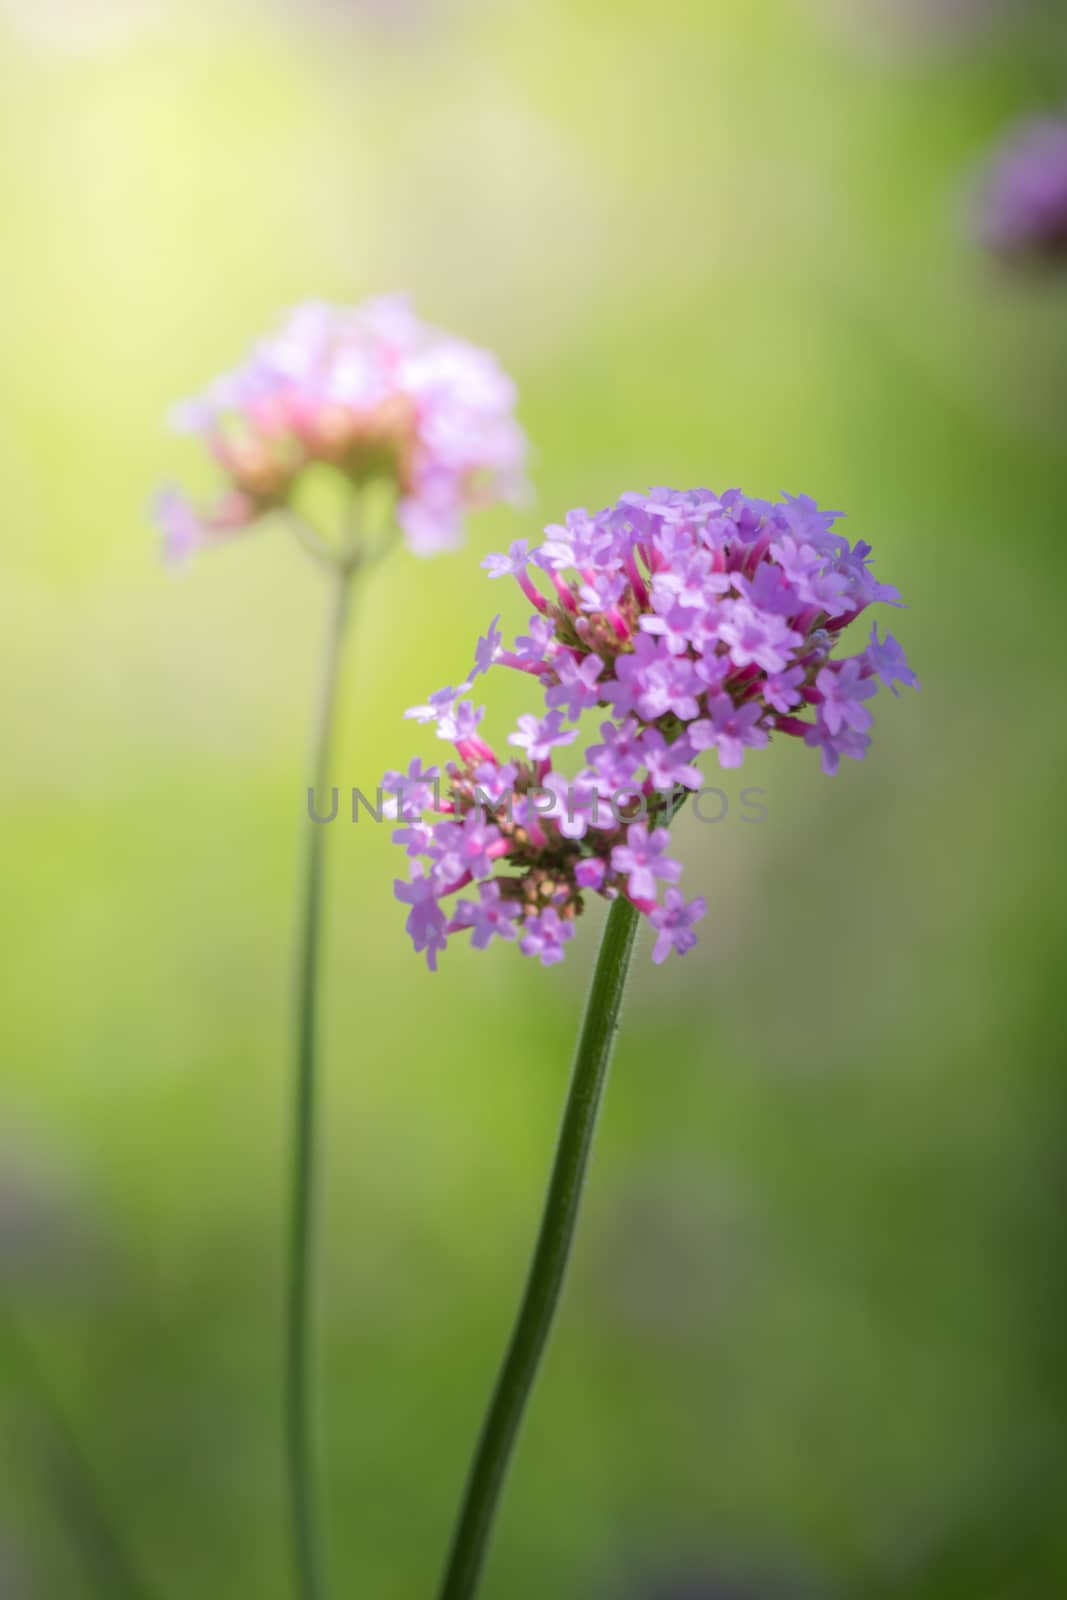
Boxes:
[391,487,917,969]
[153,296,528,562]
[975,115,1067,266]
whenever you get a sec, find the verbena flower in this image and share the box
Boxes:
[389,487,917,968]
[152,295,528,561]
[975,116,1067,266]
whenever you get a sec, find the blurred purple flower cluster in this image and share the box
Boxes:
[389,487,917,970]
[153,295,527,561]
[975,116,1067,266]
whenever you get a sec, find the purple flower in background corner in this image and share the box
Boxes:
[975,116,1067,267]
[152,295,528,563]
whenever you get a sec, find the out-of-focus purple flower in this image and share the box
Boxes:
[975,116,1067,266]
[388,486,914,968]
[154,296,527,563]
[151,486,256,563]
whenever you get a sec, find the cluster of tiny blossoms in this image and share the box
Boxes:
[390,488,917,970]
[153,296,527,562]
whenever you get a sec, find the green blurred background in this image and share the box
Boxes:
[2,1,1066,1596]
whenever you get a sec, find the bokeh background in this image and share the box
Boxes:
[3,1,1067,1596]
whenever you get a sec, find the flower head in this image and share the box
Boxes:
[153,296,527,563]
[975,116,1067,267]
[389,486,915,968]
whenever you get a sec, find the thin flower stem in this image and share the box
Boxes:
[287,556,355,1600]
[436,893,642,1600]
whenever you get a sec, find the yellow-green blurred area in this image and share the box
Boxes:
[2,0,1067,1596]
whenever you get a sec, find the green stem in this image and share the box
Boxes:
[436,894,642,1600]
[287,558,354,1600]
